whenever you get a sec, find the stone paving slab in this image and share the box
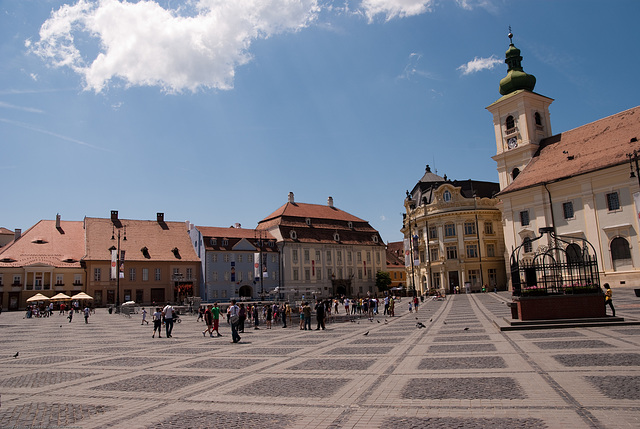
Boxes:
[1,290,640,428]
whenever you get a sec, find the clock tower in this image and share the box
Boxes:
[487,31,554,191]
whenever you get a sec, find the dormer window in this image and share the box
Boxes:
[222,239,229,246]
[443,190,451,202]
[290,230,297,240]
[32,238,48,244]
[141,246,151,259]
[172,247,181,259]
[333,233,340,242]
[268,241,274,247]
[372,235,379,243]
[348,221,353,229]
[305,218,311,226]
[210,238,216,246]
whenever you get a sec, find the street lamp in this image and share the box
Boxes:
[110,224,126,311]
[628,150,640,187]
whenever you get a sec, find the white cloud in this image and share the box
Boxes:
[457,55,501,75]
[29,0,320,93]
[360,0,434,22]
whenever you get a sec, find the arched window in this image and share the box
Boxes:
[443,190,451,202]
[611,237,631,261]
[534,112,542,126]
[566,243,582,265]
[506,115,515,130]
[523,237,533,253]
[512,168,520,180]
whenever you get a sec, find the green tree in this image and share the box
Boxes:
[375,271,392,293]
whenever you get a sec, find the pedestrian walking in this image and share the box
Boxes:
[604,283,616,317]
[162,302,176,338]
[141,308,149,325]
[83,306,90,323]
[212,302,222,336]
[303,302,312,330]
[315,299,325,330]
[229,300,241,343]
[253,303,261,330]
[152,307,162,338]
[67,308,73,323]
[203,304,214,337]
[238,303,246,333]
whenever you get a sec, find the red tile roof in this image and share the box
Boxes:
[500,105,640,194]
[196,226,277,252]
[0,220,85,268]
[0,227,13,235]
[260,202,366,224]
[84,217,199,262]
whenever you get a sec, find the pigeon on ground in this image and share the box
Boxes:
[363,331,369,336]
[377,320,380,323]
[416,322,426,328]
[464,327,469,331]
[443,321,447,324]
[429,319,433,322]
[13,352,19,358]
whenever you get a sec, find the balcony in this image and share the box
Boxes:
[505,127,518,136]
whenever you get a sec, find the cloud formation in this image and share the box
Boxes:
[361,0,434,21]
[28,0,320,93]
[457,55,501,75]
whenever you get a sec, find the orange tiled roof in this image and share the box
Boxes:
[260,202,366,224]
[196,226,275,241]
[84,217,199,262]
[0,227,13,235]
[0,220,85,268]
[500,106,640,194]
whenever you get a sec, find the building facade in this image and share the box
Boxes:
[488,32,640,289]
[257,193,386,299]
[402,166,507,295]
[188,224,279,301]
[0,215,86,310]
[386,241,407,291]
[83,212,200,306]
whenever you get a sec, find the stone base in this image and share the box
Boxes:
[514,294,606,321]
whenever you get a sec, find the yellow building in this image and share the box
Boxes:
[402,166,507,295]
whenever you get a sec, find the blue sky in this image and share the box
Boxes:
[1,0,639,243]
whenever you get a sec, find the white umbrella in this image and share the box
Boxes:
[50,293,71,301]
[26,293,50,302]
[70,292,93,300]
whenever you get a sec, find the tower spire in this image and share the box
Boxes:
[499,28,536,95]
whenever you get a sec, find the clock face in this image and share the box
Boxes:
[507,137,518,149]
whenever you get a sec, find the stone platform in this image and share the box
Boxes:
[1,290,639,428]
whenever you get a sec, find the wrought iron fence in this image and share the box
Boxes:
[510,227,601,297]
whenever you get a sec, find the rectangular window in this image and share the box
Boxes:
[223,254,230,263]
[212,271,218,282]
[348,267,353,278]
[563,201,574,219]
[337,251,342,264]
[238,254,243,263]
[327,268,332,278]
[337,267,343,278]
[212,254,218,263]
[466,244,478,258]
[221,290,227,298]
[484,222,494,235]
[142,268,149,281]
[347,252,352,263]
[468,269,480,287]
[224,272,230,281]
[129,268,136,281]
[444,223,456,237]
[94,268,101,282]
[0,274,3,286]
[419,251,425,263]
[293,268,299,281]
[358,268,363,279]
[430,248,439,261]
[13,275,22,286]
[326,251,332,263]
[305,268,310,281]
[486,243,496,258]
[488,268,497,288]
[376,252,381,264]
[237,271,243,282]
[520,210,530,226]
[304,249,310,263]
[606,192,620,211]
[432,272,441,288]
[292,249,298,263]
[317,269,322,281]
[155,268,161,281]
[186,268,193,280]
[429,226,438,240]
[446,246,458,260]
[367,268,372,278]
[55,274,64,285]
[357,252,362,262]
[464,221,476,235]
[74,274,82,285]
[366,252,371,262]
[315,250,321,262]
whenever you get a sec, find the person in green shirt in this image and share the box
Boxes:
[211,302,222,336]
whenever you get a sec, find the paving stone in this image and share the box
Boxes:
[4,355,81,365]
[180,358,264,369]
[146,410,296,429]
[228,377,346,398]
[84,356,163,366]
[521,331,585,339]
[534,340,612,350]
[287,358,375,371]
[427,343,497,353]
[350,337,404,344]
[92,374,205,393]
[325,346,393,355]
[237,347,301,355]
[553,353,640,367]
[418,356,507,370]
[0,402,114,428]
[432,335,491,342]
[383,416,547,429]
[586,375,640,400]
[0,371,95,388]
[401,377,526,400]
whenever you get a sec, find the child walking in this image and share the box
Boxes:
[152,307,162,338]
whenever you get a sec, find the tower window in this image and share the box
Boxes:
[512,168,520,180]
[535,112,542,126]
[505,115,515,131]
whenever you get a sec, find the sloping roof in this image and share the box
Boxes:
[386,241,404,267]
[260,202,365,224]
[0,220,85,268]
[196,226,277,252]
[0,227,13,235]
[84,217,199,262]
[500,105,640,194]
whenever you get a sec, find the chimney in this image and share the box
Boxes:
[56,213,61,229]
[157,212,164,223]
[328,196,334,208]
[111,210,119,221]
[288,192,295,204]
[14,228,21,241]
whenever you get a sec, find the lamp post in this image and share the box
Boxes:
[110,225,126,311]
[628,150,640,187]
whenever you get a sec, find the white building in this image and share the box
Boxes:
[489,32,640,289]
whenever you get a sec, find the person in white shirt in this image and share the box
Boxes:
[162,302,175,338]
[228,300,241,343]
[152,307,163,338]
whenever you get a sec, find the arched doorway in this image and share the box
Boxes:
[238,285,253,298]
